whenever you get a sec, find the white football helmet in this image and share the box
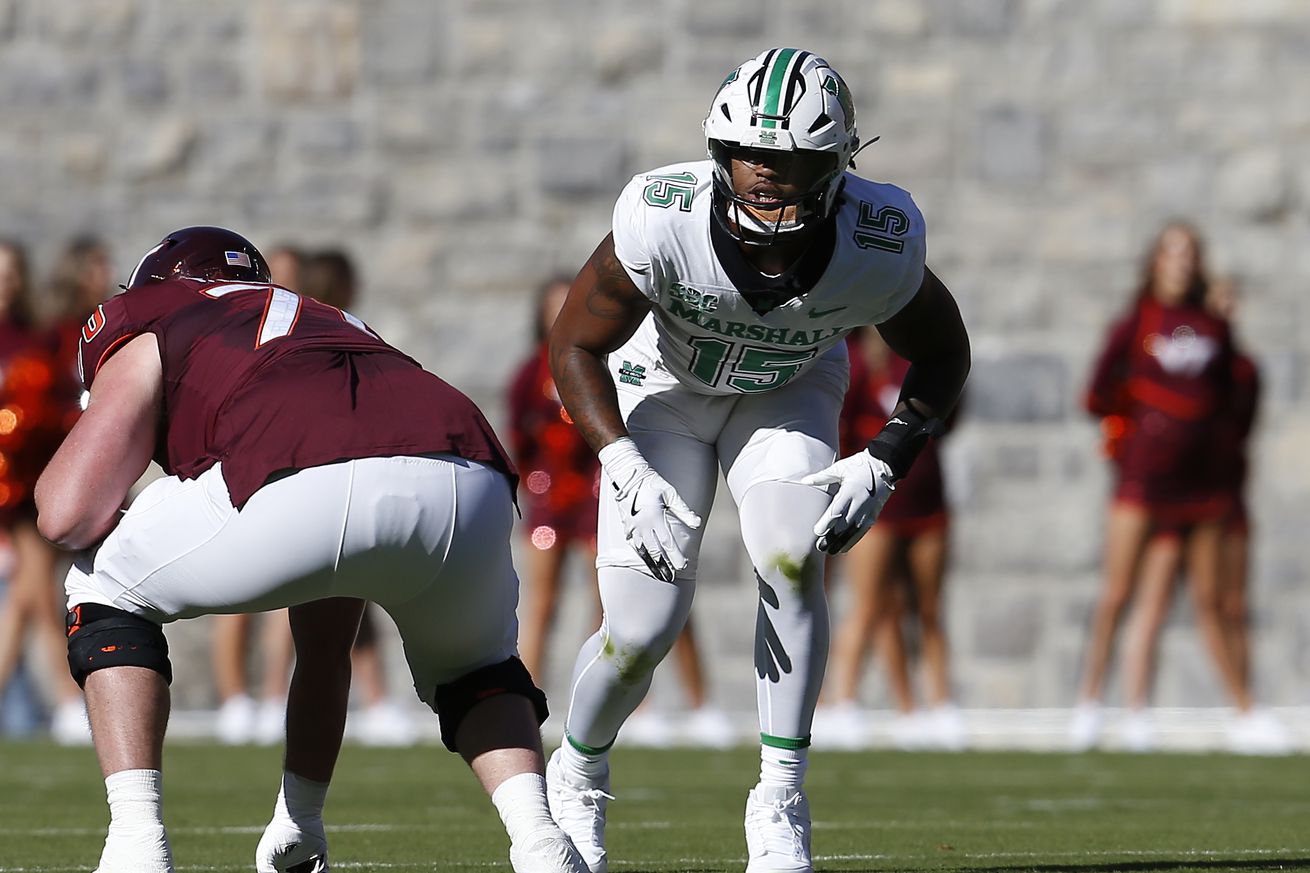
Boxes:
[702,48,859,244]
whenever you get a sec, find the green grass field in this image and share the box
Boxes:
[1,742,1307,872]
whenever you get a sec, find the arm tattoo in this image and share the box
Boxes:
[585,247,636,321]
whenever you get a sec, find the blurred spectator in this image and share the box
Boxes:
[267,243,304,294]
[0,238,94,743]
[1119,277,1287,753]
[1070,222,1278,751]
[298,247,417,746]
[209,244,302,745]
[508,277,734,748]
[815,329,963,751]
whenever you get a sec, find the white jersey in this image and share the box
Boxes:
[611,159,926,397]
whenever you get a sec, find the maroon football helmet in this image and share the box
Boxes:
[125,226,271,290]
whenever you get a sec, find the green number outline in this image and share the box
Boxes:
[643,171,697,212]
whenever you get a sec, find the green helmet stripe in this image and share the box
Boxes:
[760,47,798,129]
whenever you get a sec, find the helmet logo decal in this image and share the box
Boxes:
[822,73,856,131]
[225,251,252,268]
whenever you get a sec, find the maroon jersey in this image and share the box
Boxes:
[79,278,516,508]
[1085,296,1233,510]
[840,337,948,528]
[506,345,600,547]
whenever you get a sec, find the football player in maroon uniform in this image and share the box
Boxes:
[35,227,587,873]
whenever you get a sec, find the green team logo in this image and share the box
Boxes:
[718,67,740,92]
[669,282,719,313]
[822,73,856,130]
[618,361,647,386]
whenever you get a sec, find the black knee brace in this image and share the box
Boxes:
[433,656,548,753]
[66,604,172,688]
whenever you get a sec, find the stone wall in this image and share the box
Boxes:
[2,0,1308,712]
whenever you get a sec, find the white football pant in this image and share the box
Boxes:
[563,349,846,748]
[64,454,520,707]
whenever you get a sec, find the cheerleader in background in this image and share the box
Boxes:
[1072,222,1264,750]
[1118,277,1287,753]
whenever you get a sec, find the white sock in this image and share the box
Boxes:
[759,744,808,791]
[491,772,557,845]
[101,770,171,872]
[274,770,330,822]
[559,738,609,783]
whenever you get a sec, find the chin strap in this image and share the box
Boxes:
[848,135,879,170]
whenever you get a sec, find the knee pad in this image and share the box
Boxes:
[432,656,547,753]
[66,604,172,688]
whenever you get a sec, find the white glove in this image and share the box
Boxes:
[800,450,896,554]
[256,815,327,873]
[599,438,702,582]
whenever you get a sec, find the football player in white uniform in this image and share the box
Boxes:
[545,48,970,872]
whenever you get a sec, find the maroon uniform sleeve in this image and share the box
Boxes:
[77,296,151,391]
[1085,311,1137,418]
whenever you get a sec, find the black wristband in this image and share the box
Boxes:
[866,406,945,481]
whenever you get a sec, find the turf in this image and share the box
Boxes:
[0,742,1307,871]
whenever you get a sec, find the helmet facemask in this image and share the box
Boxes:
[702,49,859,247]
[708,138,842,246]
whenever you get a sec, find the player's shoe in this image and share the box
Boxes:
[546,747,613,873]
[744,784,812,873]
[509,827,591,873]
[256,815,328,873]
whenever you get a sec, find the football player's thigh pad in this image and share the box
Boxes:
[719,358,846,500]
